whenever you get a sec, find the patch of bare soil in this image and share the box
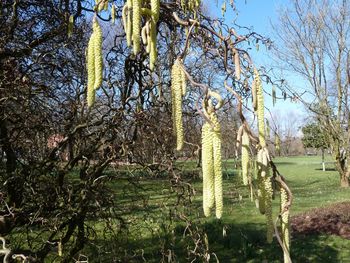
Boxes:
[291,202,350,239]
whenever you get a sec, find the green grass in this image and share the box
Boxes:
[13,155,349,262]
[80,155,350,262]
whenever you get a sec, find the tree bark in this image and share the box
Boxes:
[340,173,349,188]
[321,149,325,172]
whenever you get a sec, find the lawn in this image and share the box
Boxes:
[14,155,348,262]
[79,155,350,262]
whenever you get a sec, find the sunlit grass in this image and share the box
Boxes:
[17,155,348,262]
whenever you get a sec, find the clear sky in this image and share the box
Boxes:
[207,0,307,131]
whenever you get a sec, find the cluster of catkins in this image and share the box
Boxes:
[237,69,290,261]
[122,0,160,70]
[181,0,201,12]
[83,1,290,261]
[201,101,223,219]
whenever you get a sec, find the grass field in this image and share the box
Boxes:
[19,155,348,262]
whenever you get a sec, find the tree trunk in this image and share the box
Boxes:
[340,173,349,187]
[321,149,325,172]
[332,146,349,187]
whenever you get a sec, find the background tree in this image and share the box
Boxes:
[302,123,328,171]
[274,0,350,187]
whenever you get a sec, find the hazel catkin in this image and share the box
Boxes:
[171,59,184,151]
[241,129,250,186]
[93,19,103,90]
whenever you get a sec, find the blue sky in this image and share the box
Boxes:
[207,0,307,130]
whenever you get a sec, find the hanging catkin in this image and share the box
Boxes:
[254,68,266,147]
[151,0,160,22]
[258,148,274,243]
[241,128,250,186]
[171,59,184,151]
[202,121,215,217]
[252,78,257,112]
[275,133,281,156]
[201,108,223,219]
[149,20,157,71]
[211,112,223,219]
[266,119,270,141]
[257,149,266,214]
[68,15,74,38]
[93,19,103,90]
[87,23,96,107]
[281,187,291,263]
[132,0,141,55]
[111,4,116,24]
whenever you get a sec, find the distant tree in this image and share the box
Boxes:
[274,0,350,187]
[302,123,328,171]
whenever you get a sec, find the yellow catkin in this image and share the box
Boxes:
[151,0,160,22]
[87,84,96,108]
[149,20,157,71]
[171,60,184,151]
[281,187,291,263]
[126,0,133,47]
[261,148,274,243]
[132,0,141,55]
[255,68,266,147]
[93,19,103,90]
[264,176,274,243]
[68,15,74,38]
[141,24,148,45]
[275,134,281,156]
[257,149,266,214]
[87,28,96,107]
[111,4,116,24]
[146,21,151,54]
[241,129,250,186]
[202,122,214,217]
[252,79,257,112]
[211,112,223,219]
[236,125,244,149]
[122,4,128,33]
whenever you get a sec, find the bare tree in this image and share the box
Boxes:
[274,0,350,186]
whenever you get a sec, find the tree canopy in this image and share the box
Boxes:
[302,123,328,150]
[0,1,292,262]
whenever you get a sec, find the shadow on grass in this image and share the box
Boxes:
[272,162,296,166]
[315,168,337,171]
[82,220,342,263]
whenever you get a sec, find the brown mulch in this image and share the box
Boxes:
[291,202,350,239]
